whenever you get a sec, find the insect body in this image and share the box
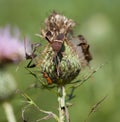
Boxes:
[45,31,64,55]
[43,72,53,84]
[77,35,92,63]
[43,31,65,76]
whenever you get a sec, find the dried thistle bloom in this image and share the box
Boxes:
[0,25,28,67]
[31,11,92,85]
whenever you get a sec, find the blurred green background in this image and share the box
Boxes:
[0,0,120,122]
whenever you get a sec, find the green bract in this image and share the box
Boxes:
[37,41,81,85]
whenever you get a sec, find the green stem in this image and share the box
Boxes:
[58,86,69,122]
[2,101,16,122]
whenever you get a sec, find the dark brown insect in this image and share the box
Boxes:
[45,31,64,54]
[70,35,92,67]
[43,72,53,84]
[77,35,92,63]
[45,32,65,76]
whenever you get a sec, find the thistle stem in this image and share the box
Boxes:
[58,86,69,122]
[2,101,16,122]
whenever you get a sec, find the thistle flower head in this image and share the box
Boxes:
[41,11,75,43]
[0,25,27,66]
[30,12,92,85]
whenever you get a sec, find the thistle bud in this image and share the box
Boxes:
[39,40,81,85]
[0,70,17,102]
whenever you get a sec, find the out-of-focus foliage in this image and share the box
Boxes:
[0,0,119,122]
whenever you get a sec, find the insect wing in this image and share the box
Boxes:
[70,35,92,67]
